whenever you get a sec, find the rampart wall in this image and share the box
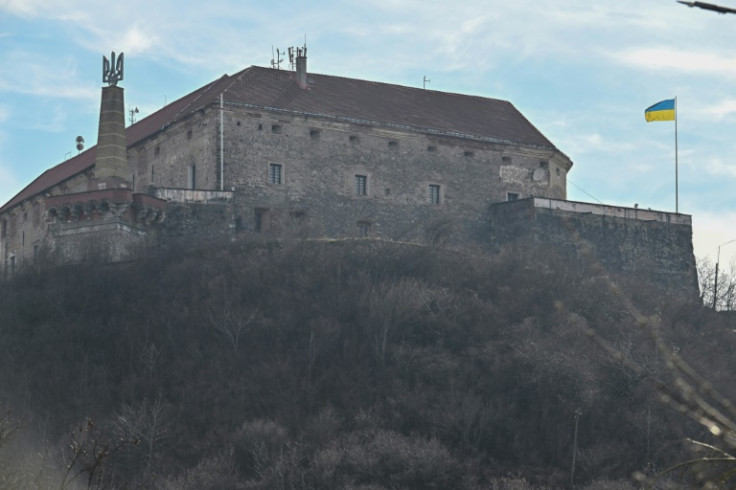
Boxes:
[489,198,698,294]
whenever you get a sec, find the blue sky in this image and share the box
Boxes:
[2,0,736,266]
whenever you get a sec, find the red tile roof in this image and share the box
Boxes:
[225,67,558,149]
[1,65,565,213]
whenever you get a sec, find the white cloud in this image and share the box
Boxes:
[613,47,736,78]
[692,210,736,263]
[0,0,46,16]
[700,156,736,179]
[0,50,97,102]
[0,104,9,123]
[701,99,736,119]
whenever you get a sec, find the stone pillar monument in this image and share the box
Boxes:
[95,52,129,188]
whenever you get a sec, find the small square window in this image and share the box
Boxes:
[427,145,437,153]
[354,175,367,195]
[269,163,283,184]
[310,129,320,139]
[507,192,519,201]
[429,184,441,205]
[556,168,561,176]
[154,146,160,156]
[464,151,474,158]
[356,221,371,238]
[254,208,269,232]
[187,164,197,189]
[388,140,398,150]
[502,155,511,163]
[349,135,359,143]
[186,129,193,140]
[272,124,282,134]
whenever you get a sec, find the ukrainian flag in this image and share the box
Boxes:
[645,99,676,122]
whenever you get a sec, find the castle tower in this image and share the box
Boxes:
[95,52,129,188]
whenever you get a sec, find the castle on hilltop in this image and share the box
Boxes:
[0,49,698,293]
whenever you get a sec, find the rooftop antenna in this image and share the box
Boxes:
[129,107,139,125]
[423,75,431,89]
[271,46,284,69]
[287,38,307,71]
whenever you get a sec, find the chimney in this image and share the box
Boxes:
[95,52,130,188]
[296,46,308,89]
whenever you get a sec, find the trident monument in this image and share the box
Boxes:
[95,51,129,186]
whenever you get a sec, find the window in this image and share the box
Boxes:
[187,164,196,189]
[388,140,398,150]
[32,203,40,226]
[151,165,155,184]
[269,164,283,184]
[356,221,371,238]
[429,184,441,205]
[271,124,282,134]
[427,145,437,153]
[186,129,193,140]
[464,151,474,158]
[507,192,519,201]
[1,219,5,239]
[502,155,511,163]
[354,175,367,195]
[254,208,269,232]
[310,129,320,139]
[349,135,359,144]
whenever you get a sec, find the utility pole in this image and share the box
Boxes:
[712,239,736,309]
[570,407,582,489]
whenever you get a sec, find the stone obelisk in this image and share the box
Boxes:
[95,51,129,188]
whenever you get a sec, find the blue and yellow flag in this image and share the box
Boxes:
[645,99,676,122]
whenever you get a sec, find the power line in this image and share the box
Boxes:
[567,179,604,204]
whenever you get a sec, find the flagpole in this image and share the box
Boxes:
[675,96,679,214]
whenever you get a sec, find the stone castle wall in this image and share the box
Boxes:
[126,104,570,246]
[488,198,698,294]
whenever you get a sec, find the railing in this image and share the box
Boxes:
[531,197,691,225]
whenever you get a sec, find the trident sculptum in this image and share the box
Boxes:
[102,51,124,86]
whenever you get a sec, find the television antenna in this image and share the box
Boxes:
[287,44,307,70]
[423,75,431,89]
[129,107,139,125]
[271,46,284,69]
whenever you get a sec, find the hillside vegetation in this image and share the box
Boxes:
[0,239,733,489]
